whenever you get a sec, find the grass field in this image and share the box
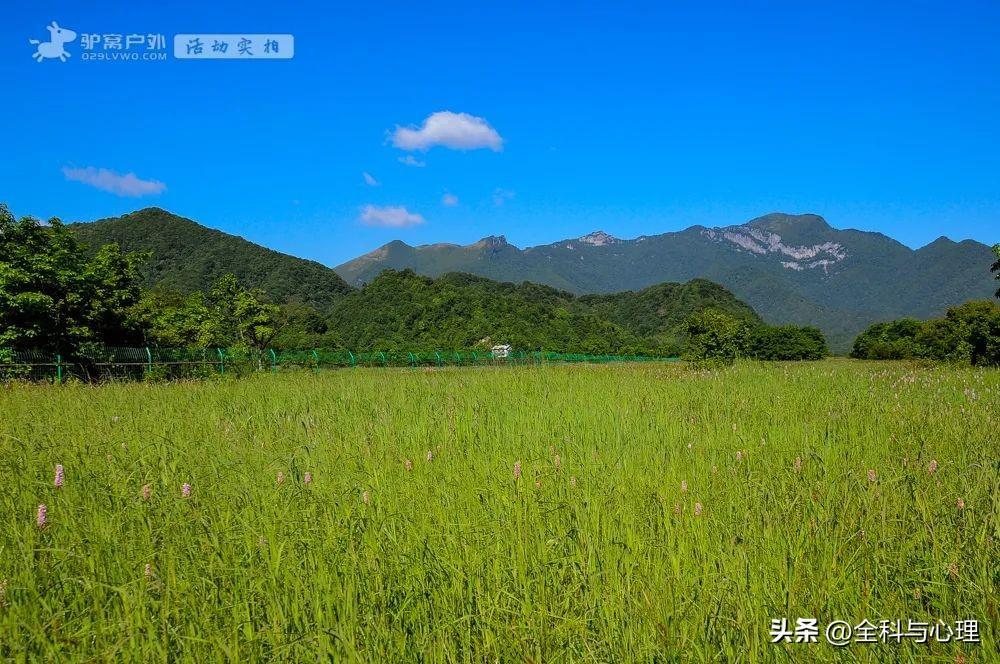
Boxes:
[0,360,997,661]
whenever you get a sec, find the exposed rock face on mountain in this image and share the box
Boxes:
[336,213,997,351]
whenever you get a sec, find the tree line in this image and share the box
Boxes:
[848,244,1000,366]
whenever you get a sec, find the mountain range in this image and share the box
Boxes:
[336,213,996,351]
[66,208,995,352]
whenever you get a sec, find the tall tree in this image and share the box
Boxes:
[203,274,282,350]
[0,204,144,353]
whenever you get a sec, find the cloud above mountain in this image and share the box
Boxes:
[360,205,425,228]
[492,188,515,206]
[391,111,503,151]
[398,155,426,167]
[62,166,166,197]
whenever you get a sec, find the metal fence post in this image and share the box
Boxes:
[311,349,319,372]
[408,352,416,368]
[216,348,225,374]
[145,347,153,376]
[269,348,277,373]
[56,354,63,383]
[348,350,356,367]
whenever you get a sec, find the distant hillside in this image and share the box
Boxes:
[326,270,760,354]
[336,213,997,351]
[69,208,353,310]
[574,279,760,340]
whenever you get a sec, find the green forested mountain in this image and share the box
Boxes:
[325,270,761,354]
[34,206,771,354]
[69,208,353,310]
[574,279,759,341]
[336,213,997,351]
[59,206,993,354]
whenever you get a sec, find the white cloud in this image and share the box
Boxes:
[62,166,166,197]
[398,155,426,167]
[493,188,515,206]
[363,172,380,186]
[360,205,425,228]
[391,111,503,152]
[442,193,459,207]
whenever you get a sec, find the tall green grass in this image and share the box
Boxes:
[0,361,996,661]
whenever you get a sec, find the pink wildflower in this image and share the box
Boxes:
[362,490,370,504]
[927,459,938,475]
[736,450,743,462]
[426,450,433,462]
[404,459,413,471]
[694,502,703,516]
[673,503,681,515]
[553,454,561,470]
[513,460,522,480]
[141,484,152,500]
[570,476,577,488]
[681,480,688,494]
[304,472,313,485]
[276,471,285,486]
[534,478,541,489]
[54,464,64,488]
[867,469,877,483]
[793,457,802,474]
[36,503,47,529]
[144,563,153,578]
[957,497,965,511]
[181,483,192,498]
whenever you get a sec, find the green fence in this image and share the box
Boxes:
[0,346,679,382]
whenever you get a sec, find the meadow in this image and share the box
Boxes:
[0,360,996,661]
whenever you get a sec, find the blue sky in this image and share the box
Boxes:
[2,1,998,267]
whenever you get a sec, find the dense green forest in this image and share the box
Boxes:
[1,204,835,360]
[848,245,1000,366]
[324,270,761,355]
[850,300,1000,366]
[69,207,353,310]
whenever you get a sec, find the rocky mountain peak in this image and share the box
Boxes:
[578,230,619,246]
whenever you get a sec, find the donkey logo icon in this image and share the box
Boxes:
[30,21,77,62]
